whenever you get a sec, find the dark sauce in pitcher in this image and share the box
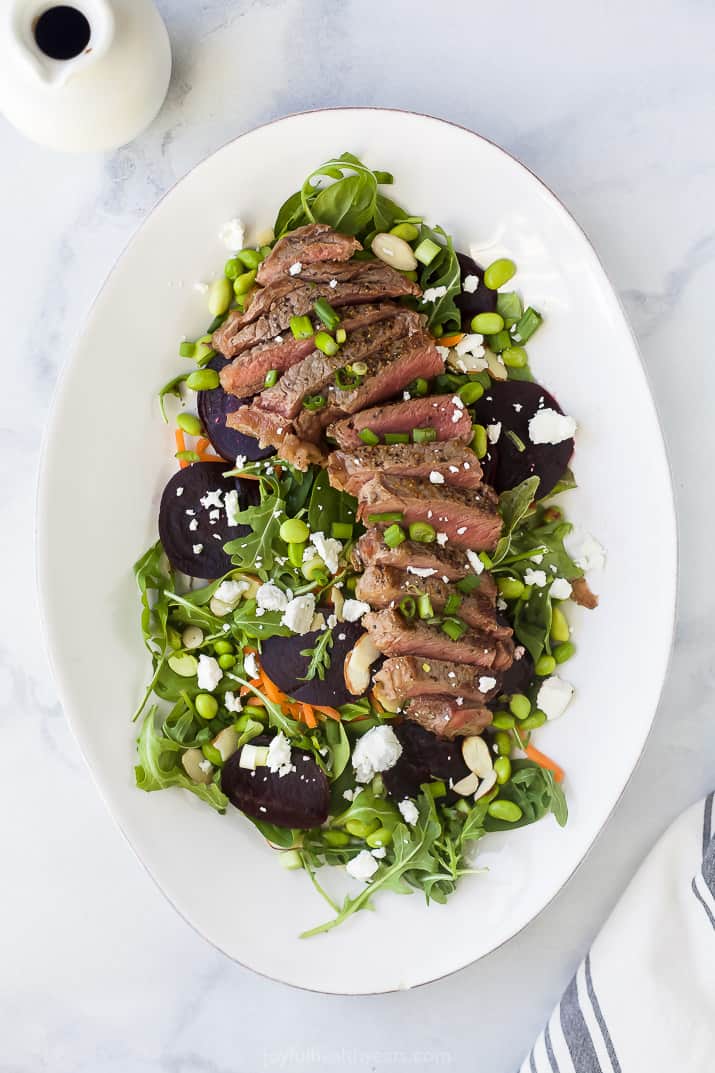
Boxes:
[34,5,91,60]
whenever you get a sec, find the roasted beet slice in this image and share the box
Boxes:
[158,462,258,579]
[197,354,276,463]
[455,252,497,323]
[471,380,574,496]
[221,734,329,828]
[383,721,471,803]
[496,647,534,700]
[259,619,367,706]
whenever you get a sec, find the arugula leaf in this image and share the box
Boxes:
[224,476,284,577]
[158,373,189,422]
[513,587,553,662]
[543,466,577,499]
[300,626,334,681]
[132,543,175,719]
[135,707,228,812]
[230,598,292,642]
[334,785,402,830]
[307,469,357,534]
[416,224,461,333]
[249,819,303,848]
[492,476,540,564]
[322,718,351,779]
[484,760,568,830]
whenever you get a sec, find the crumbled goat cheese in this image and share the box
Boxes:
[403,391,411,401]
[209,509,220,524]
[200,489,224,510]
[429,470,445,484]
[192,544,204,555]
[281,594,316,635]
[219,217,246,251]
[436,345,450,361]
[235,453,247,469]
[466,550,484,575]
[346,849,379,881]
[523,568,547,588]
[197,654,222,691]
[189,519,199,532]
[487,422,502,444]
[243,651,260,680]
[550,577,573,600]
[528,408,577,445]
[563,527,606,572]
[224,691,242,713]
[456,525,467,535]
[497,597,508,611]
[193,282,209,295]
[288,261,302,275]
[422,285,448,302]
[455,333,485,358]
[436,532,448,546]
[342,788,357,802]
[310,531,342,575]
[176,487,184,497]
[531,553,544,564]
[214,580,248,609]
[514,403,523,413]
[329,278,338,288]
[371,846,387,859]
[398,799,419,826]
[267,732,293,777]
[479,675,497,692]
[352,725,403,783]
[462,274,479,293]
[256,582,289,612]
[224,489,240,526]
[407,566,437,578]
[198,758,213,774]
[342,599,370,623]
[327,613,337,629]
[537,676,575,720]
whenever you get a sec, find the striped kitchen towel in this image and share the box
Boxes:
[521,792,715,1073]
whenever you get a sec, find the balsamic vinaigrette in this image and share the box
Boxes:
[34,5,91,61]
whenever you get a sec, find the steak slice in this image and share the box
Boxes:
[373,656,497,708]
[572,577,599,609]
[212,261,421,356]
[328,441,483,495]
[405,695,494,738]
[219,303,400,398]
[227,406,327,470]
[255,311,421,419]
[357,475,502,551]
[256,223,361,285]
[363,608,513,670]
[355,564,511,639]
[351,529,477,580]
[328,394,473,450]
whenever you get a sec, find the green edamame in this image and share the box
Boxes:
[470,312,505,335]
[471,423,488,459]
[279,517,309,544]
[186,369,220,391]
[195,694,219,720]
[366,827,392,849]
[535,654,557,676]
[233,269,257,296]
[550,606,570,643]
[494,730,512,756]
[214,640,234,655]
[502,346,528,368]
[483,258,517,290]
[554,641,576,664]
[491,713,516,730]
[218,654,236,670]
[488,799,523,823]
[345,818,379,839]
[494,756,512,785]
[497,576,525,600]
[509,694,531,720]
[323,830,350,847]
[176,412,203,437]
[458,381,485,405]
[235,248,263,270]
[520,710,547,731]
[208,277,232,317]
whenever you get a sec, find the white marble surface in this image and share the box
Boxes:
[2,0,714,1069]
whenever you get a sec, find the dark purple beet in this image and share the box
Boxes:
[383,721,471,802]
[221,734,329,828]
[471,380,574,497]
[454,252,497,323]
[495,647,534,700]
[259,619,367,706]
[158,462,259,579]
[197,354,275,463]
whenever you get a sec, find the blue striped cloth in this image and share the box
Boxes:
[521,793,715,1073]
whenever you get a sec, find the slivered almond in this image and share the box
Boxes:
[212,727,239,762]
[462,735,493,777]
[474,769,497,800]
[181,748,213,784]
[452,771,480,796]
[485,350,508,381]
[344,632,382,696]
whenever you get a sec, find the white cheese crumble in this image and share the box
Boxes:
[487,422,502,444]
[219,217,246,251]
[175,487,184,497]
[398,799,419,826]
[436,345,450,361]
[422,285,448,303]
[455,333,485,358]
[192,543,204,555]
[429,470,445,484]
[329,278,338,288]
[371,846,387,859]
[462,274,479,293]
[189,519,198,532]
[200,489,224,510]
[214,579,248,609]
[466,549,484,575]
[523,568,547,588]
[528,408,577,445]
[198,758,213,774]
[256,582,289,612]
[224,489,240,527]
[266,732,293,777]
[550,577,573,600]
[436,532,448,546]
[309,531,342,575]
[224,691,242,713]
[342,788,357,802]
[537,676,575,720]
[478,676,497,692]
[352,725,402,783]
[346,849,379,881]
[197,654,223,691]
[342,599,370,622]
[280,594,316,635]
[563,527,606,572]
[288,261,302,276]
[407,566,437,578]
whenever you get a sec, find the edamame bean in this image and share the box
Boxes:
[366,826,392,849]
[214,640,234,655]
[498,576,525,600]
[494,730,512,756]
[389,222,420,242]
[470,312,505,335]
[177,412,203,437]
[242,705,268,722]
[484,258,517,290]
[509,694,531,720]
[195,693,219,720]
[471,423,488,459]
[491,713,516,730]
[494,756,512,785]
[186,369,220,391]
[550,606,570,643]
[236,248,263,270]
[279,517,309,544]
[488,799,523,823]
[323,830,350,847]
[218,654,236,670]
[554,641,576,664]
[345,819,379,839]
[520,710,547,730]
[458,381,485,405]
[535,654,556,676]
[502,346,528,368]
[233,269,257,296]
[208,277,232,317]
[224,257,241,279]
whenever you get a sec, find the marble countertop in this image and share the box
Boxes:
[2,1,714,1069]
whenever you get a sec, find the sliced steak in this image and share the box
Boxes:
[357,475,502,551]
[256,223,362,285]
[572,577,599,608]
[355,565,511,639]
[405,695,493,738]
[255,311,421,419]
[226,406,327,470]
[328,441,483,495]
[212,261,420,356]
[373,655,497,709]
[363,608,513,670]
[219,302,400,398]
[351,529,477,581]
[328,394,473,450]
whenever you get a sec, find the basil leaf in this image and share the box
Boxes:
[307,469,357,534]
[274,190,308,238]
[310,173,376,235]
[417,224,461,333]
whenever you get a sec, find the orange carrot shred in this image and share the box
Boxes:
[300,703,317,729]
[174,429,188,468]
[312,704,341,721]
[525,743,564,783]
[196,437,210,453]
[439,332,465,347]
[197,452,226,464]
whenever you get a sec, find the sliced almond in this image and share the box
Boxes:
[452,771,480,796]
[370,683,399,713]
[181,747,213,784]
[371,232,417,271]
[344,632,382,696]
[485,349,508,381]
[462,735,493,778]
[474,768,497,800]
[212,726,239,762]
[209,597,233,617]
[331,584,345,621]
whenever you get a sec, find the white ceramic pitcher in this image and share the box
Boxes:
[0,1,172,151]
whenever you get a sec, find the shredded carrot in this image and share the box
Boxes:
[525,743,564,783]
[196,436,210,454]
[245,695,266,707]
[312,704,341,721]
[174,429,188,468]
[259,668,288,706]
[197,452,226,464]
[439,332,465,348]
[300,703,318,729]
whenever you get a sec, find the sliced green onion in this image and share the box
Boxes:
[408,521,436,543]
[417,593,434,619]
[409,377,429,397]
[315,331,339,356]
[412,427,436,444]
[302,394,326,411]
[179,341,197,358]
[399,595,416,619]
[206,314,227,334]
[456,574,481,595]
[514,307,543,343]
[313,298,341,331]
[441,617,467,641]
[384,432,410,445]
[383,524,406,548]
[351,361,368,376]
[331,522,353,540]
[425,779,447,799]
[194,341,216,367]
[506,429,526,452]
[487,330,512,353]
[458,381,485,405]
[263,368,278,388]
[414,237,441,265]
[336,328,347,344]
[334,365,359,389]
[444,593,462,615]
[289,315,313,339]
[496,291,523,323]
[367,511,404,524]
[359,428,380,446]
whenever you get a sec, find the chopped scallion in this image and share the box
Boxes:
[302,394,326,411]
[314,331,339,356]
[496,291,523,323]
[336,328,347,344]
[263,368,278,388]
[414,237,441,265]
[441,617,467,641]
[456,574,481,595]
[179,341,196,359]
[289,314,314,339]
[313,298,341,331]
[408,521,436,543]
[383,524,406,548]
[417,593,434,619]
[384,432,410,445]
[506,429,526,452]
[444,593,462,616]
[409,377,429,397]
[359,428,380,446]
[367,511,404,524]
[331,522,353,540]
[412,427,436,444]
[514,307,543,343]
[399,595,416,619]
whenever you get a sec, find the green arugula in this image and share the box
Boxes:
[300,626,334,681]
[307,469,357,535]
[484,760,568,830]
[416,224,462,333]
[492,476,540,565]
[135,706,229,812]
[224,476,284,577]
